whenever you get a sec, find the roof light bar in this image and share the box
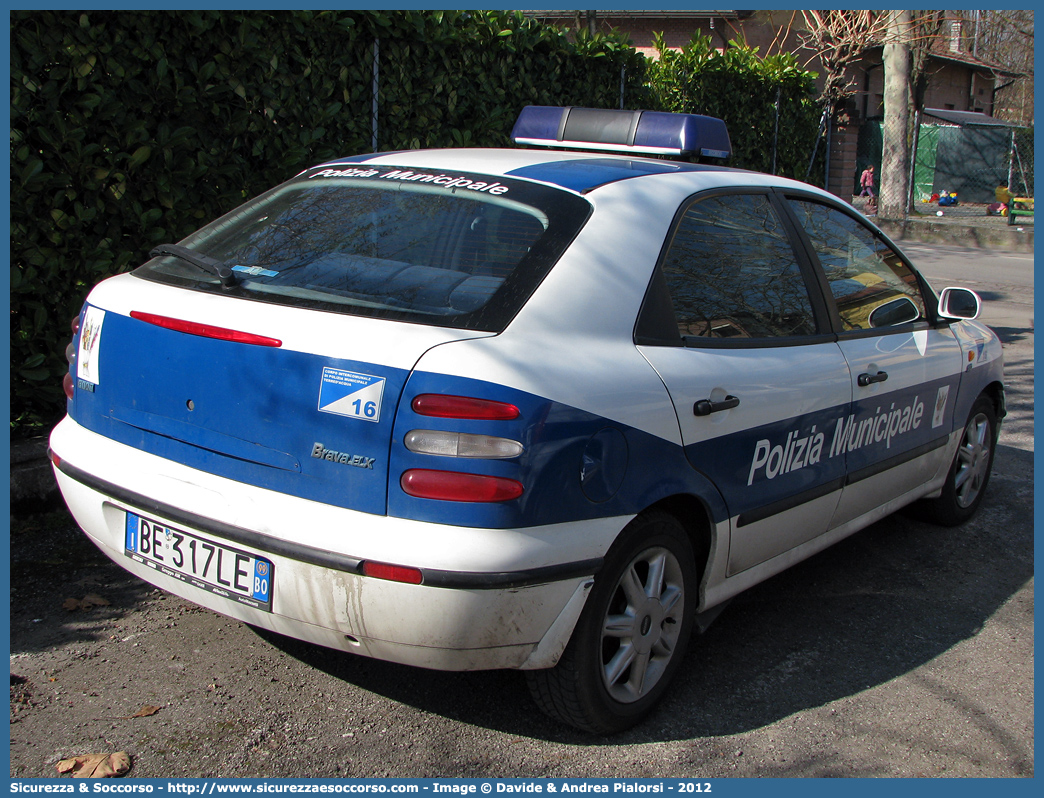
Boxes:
[511,106,732,160]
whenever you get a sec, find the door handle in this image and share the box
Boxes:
[857,370,888,387]
[694,395,740,416]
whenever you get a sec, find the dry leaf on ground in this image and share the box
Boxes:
[56,751,131,778]
[62,594,112,611]
[122,705,161,719]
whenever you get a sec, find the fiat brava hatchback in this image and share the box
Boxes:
[51,106,1004,733]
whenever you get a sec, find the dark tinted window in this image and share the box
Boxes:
[135,167,590,332]
[661,193,817,339]
[790,199,926,331]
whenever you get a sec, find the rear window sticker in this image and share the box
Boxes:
[77,306,106,386]
[318,367,386,423]
[232,265,280,277]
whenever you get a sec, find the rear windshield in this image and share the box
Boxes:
[134,164,591,332]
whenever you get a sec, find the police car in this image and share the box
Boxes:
[50,106,1004,734]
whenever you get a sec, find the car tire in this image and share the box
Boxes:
[526,510,697,734]
[919,395,998,526]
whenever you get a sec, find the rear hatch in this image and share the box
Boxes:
[71,280,487,515]
[67,162,591,516]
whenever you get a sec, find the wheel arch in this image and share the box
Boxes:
[640,492,715,585]
[982,380,1006,424]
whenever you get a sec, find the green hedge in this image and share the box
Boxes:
[647,34,822,179]
[10,10,645,433]
[12,13,821,436]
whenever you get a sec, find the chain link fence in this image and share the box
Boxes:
[855,113,1033,221]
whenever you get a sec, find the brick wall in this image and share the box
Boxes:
[923,64,992,114]
[600,17,718,58]
[828,123,861,198]
[579,11,794,59]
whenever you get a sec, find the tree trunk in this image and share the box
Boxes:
[880,10,912,220]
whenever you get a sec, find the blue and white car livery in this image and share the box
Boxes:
[51,106,1004,733]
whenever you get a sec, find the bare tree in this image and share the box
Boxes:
[569,10,599,37]
[799,10,889,115]
[801,10,955,218]
[955,10,1035,124]
[879,10,913,220]
[908,10,946,111]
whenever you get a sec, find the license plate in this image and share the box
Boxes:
[124,512,273,612]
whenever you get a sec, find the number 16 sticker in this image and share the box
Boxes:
[318,367,386,423]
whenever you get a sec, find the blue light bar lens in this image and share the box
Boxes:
[511,106,732,159]
[510,105,564,142]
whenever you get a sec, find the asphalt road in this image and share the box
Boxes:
[8,242,1033,779]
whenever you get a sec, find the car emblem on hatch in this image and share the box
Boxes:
[310,443,376,470]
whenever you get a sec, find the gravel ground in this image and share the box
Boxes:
[8,483,1033,778]
[9,257,1033,780]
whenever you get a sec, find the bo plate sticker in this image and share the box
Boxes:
[932,385,950,429]
[318,367,386,423]
[77,306,106,387]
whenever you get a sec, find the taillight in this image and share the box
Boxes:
[361,561,423,585]
[400,469,524,502]
[411,394,519,420]
[404,430,523,459]
[129,311,282,347]
[63,373,75,400]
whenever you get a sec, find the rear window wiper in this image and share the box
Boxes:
[150,244,237,288]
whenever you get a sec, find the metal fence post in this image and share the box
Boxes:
[371,39,379,152]
[771,86,780,175]
[906,108,920,216]
[824,113,832,190]
[1012,134,1030,196]
[805,106,827,183]
[1007,129,1015,192]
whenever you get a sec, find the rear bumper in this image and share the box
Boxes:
[50,417,627,670]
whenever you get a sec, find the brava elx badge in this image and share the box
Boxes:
[318,367,385,422]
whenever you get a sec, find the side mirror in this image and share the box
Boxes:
[938,287,982,320]
[869,296,920,327]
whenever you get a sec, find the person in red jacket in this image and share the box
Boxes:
[859,165,876,213]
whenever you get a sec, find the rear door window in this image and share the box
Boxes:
[135,167,591,332]
[656,192,820,341]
